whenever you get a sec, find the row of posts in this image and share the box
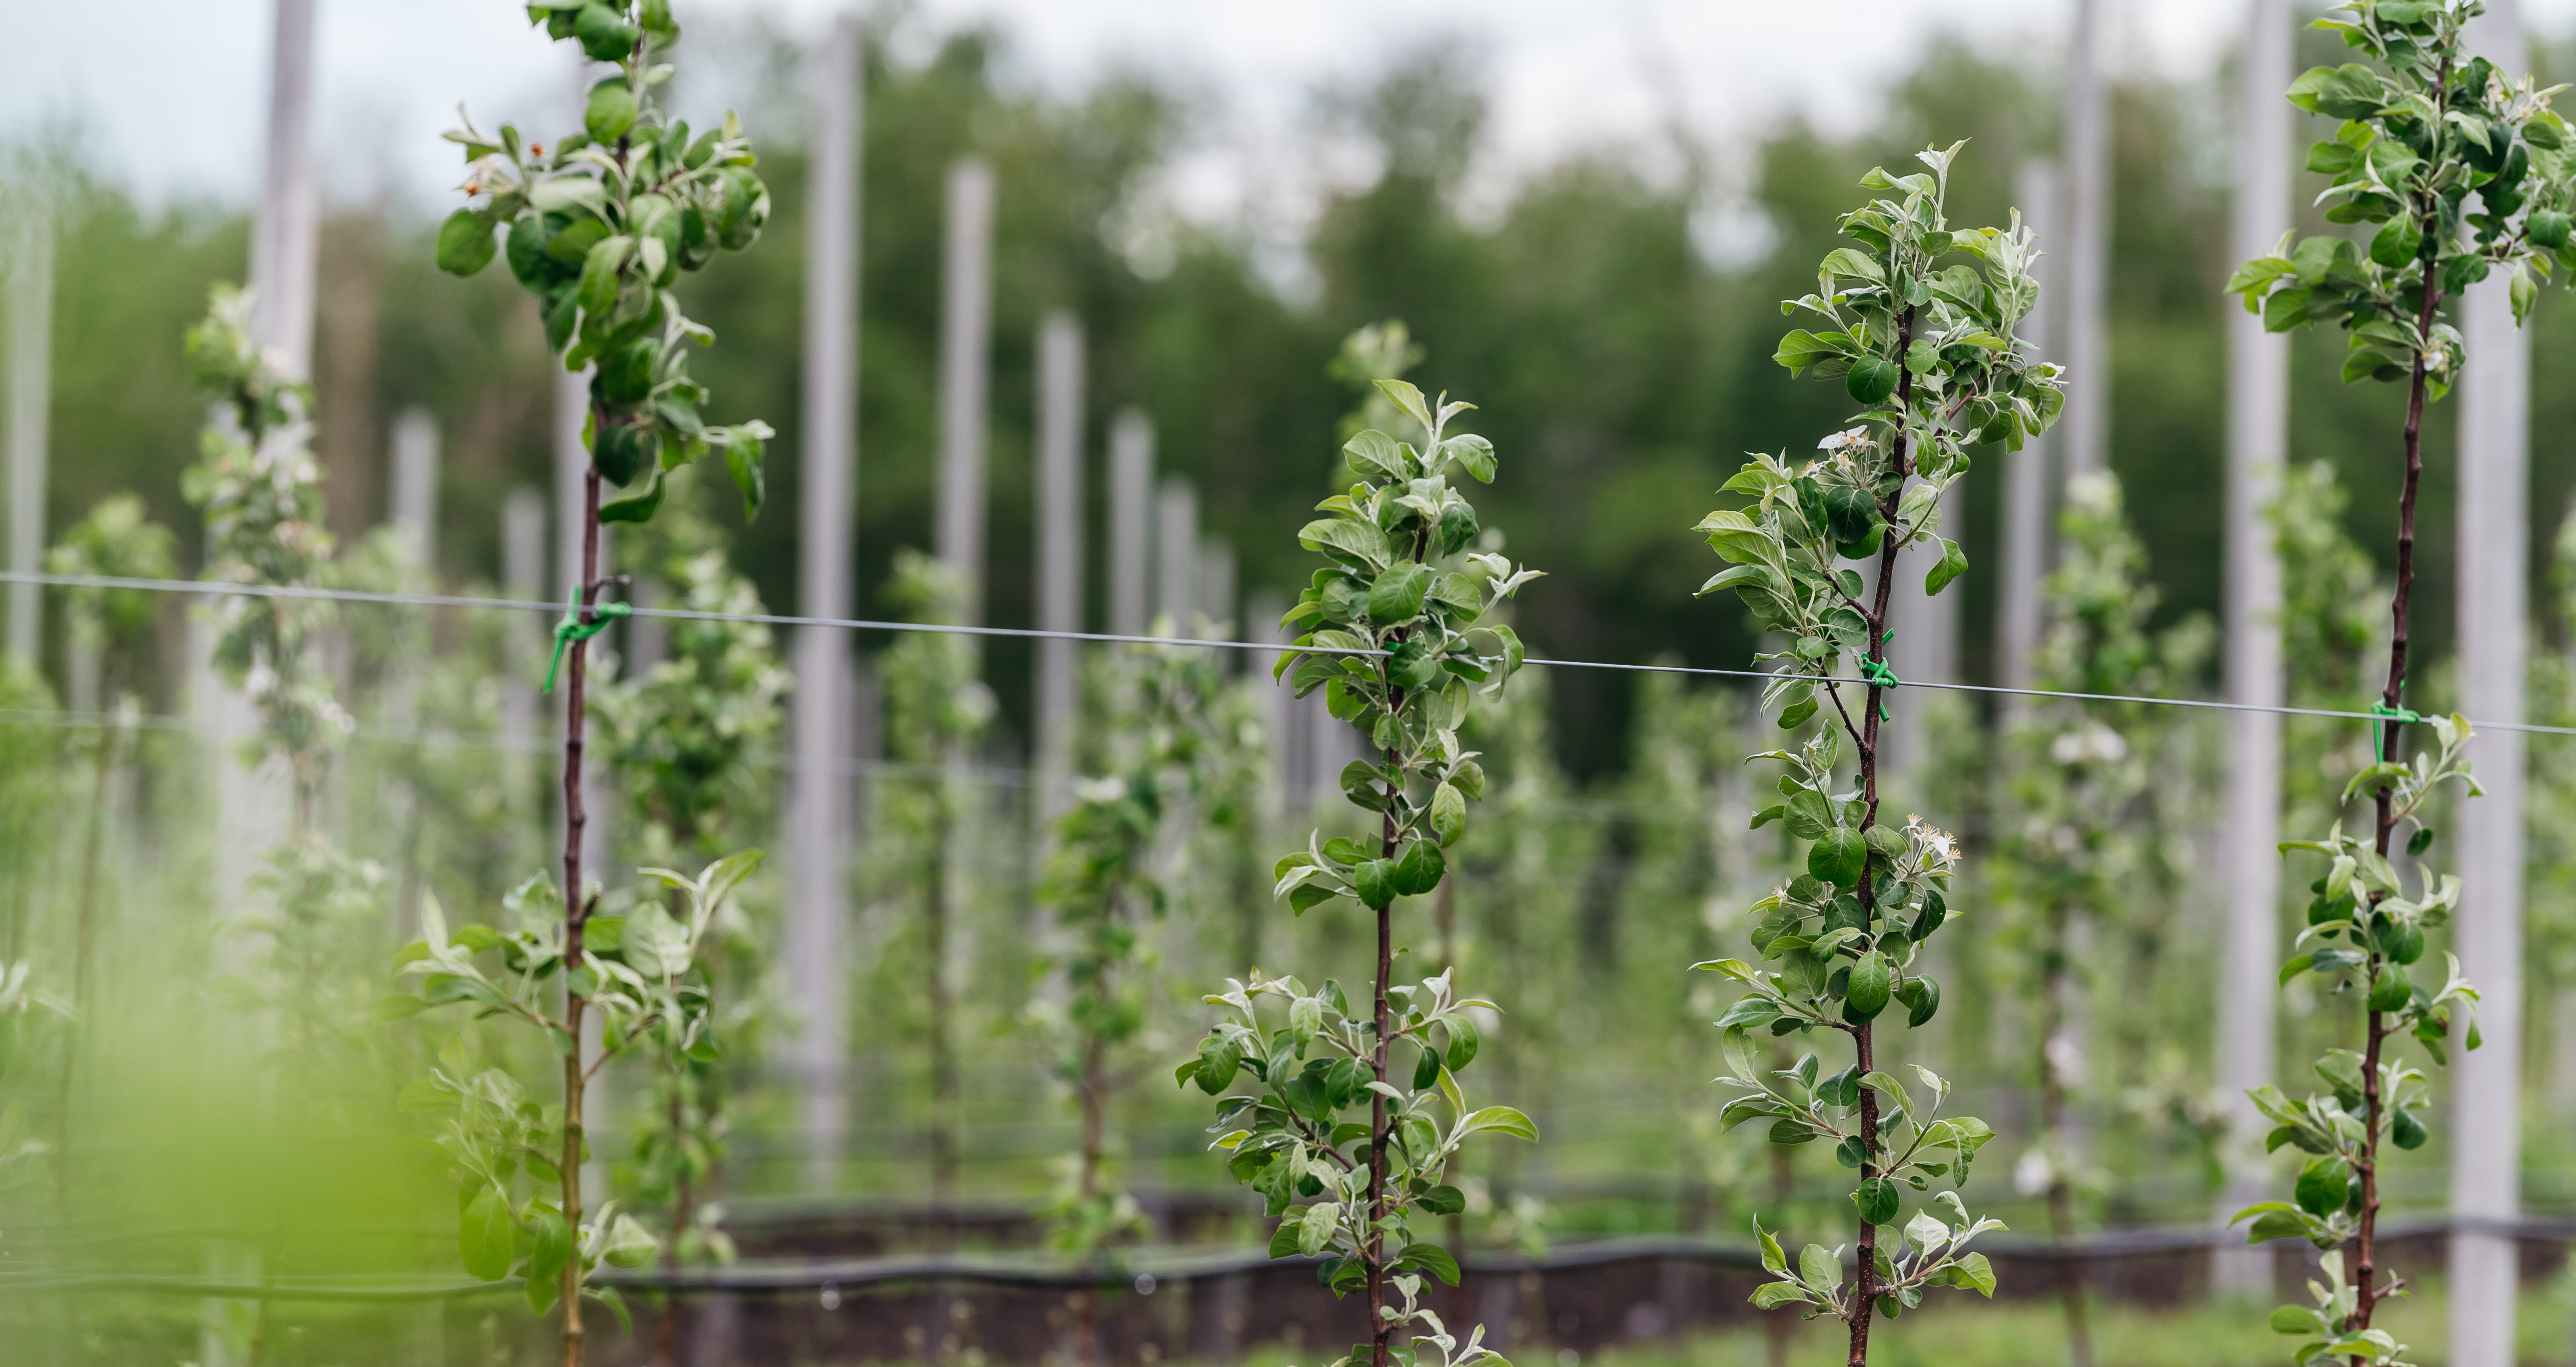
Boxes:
[0,3,2543,1360]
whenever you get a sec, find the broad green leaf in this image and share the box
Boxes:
[459,1184,516,1281]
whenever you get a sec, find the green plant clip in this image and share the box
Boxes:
[2369,699,2421,763]
[1861,631,1900,720]
[542,588,631,695]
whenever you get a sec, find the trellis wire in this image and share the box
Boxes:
[6,568,2570,737]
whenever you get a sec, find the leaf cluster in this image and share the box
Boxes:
[1181,969,1533,1301]
[2256,1248,2417,1366]
[437,0,773,523]
[1745,1189,2003,1322]
[2225,0,2576,385]
[387,852,764,1304]
[1722,729,1962,1032]
[1271,381,1538,916]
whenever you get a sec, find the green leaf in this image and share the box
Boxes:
[1924,538,1968,596]
[1297,1200,1339,1256]
[1367,562,1432,623]
[1374,378,1432,426]
[1343,429,1409,480]
[1809,828,1867,887]
[459,1184,516,1281]
[1774,329,1850,376]
[1397,1242,1462,1286]
[721,422,773,519]
[1948,1252,1996,1296]
[1352,858,1397,910]
[1298,516,1391,570]
[1755,1217,1788,1275]
[1390,840,1446,897]
[1843,951,1892,1022]
[435,208,499,276]
[597,468,664,523]
[584,77,639,143]
[2286,64,2386,121]
[2271,1305,2329,1335]
[1798,1242,1843,1292]
[1444,1016,1479,1071]
[1429,781,1467,847]
[1752,1281,1814,1310]
[1715,996,1783,1029]
[1846,355,1899,405]
[2294,1157,2352,1217]
[1459,1105,1539,1142]
[1854,1176,1900,1224]
[575,2,642,61]
[577,233,635,316]
[1436,433,1496,484]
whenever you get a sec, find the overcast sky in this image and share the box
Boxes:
[10,0,2576,225]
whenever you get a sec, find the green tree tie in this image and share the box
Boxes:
[543,588,631,695]
[2369,699,2421,763]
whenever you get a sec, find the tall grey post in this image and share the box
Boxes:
[7,185,52,665]
[386,409,438,934]
[2215,0,2292,1299]
[6,185,51,669]
[2451,9,2529,1363]
[391,409,439,567]
[934,158,995,618]
[2058,0,2110,479]
[501,489,546,796]
[1155,477,1199,633]
[1879,496,1958,781]
[250,0,319,378]
[788,10,863,1194]
[1108,409,1154,638]
[1998,161,2057,701]
[1033,313,1084,802]
[206,8,319,1363]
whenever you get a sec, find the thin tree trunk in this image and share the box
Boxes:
[1435,876,1467,1324]
[559,456,603,1367]
[1842,302,1915,1367]
[2349,190,2445,1353]
[1369,754,1396,1367]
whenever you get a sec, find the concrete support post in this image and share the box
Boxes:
[250,0,318,381]
[1998,161,2057,701]
[1034,312,1084,804]
[934,158,995,620]
[2450,12,2530,1363]
[207,5,318,1362]
[2058,0,2109,480]
[1200,538,1236,638]
[390,409,438,568]
[2216,0,2292,1299]
[1154,478,1198,634]
[1108,409,1153,638]
[786,10,863,1195]
[7,187,52,665]
[502,488,546,794]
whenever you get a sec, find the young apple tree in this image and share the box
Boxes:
[1693,143,2062,1364]
[1184,380,1541,1367]
[2220,3,2576,1358]
[403,3,774,1361]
